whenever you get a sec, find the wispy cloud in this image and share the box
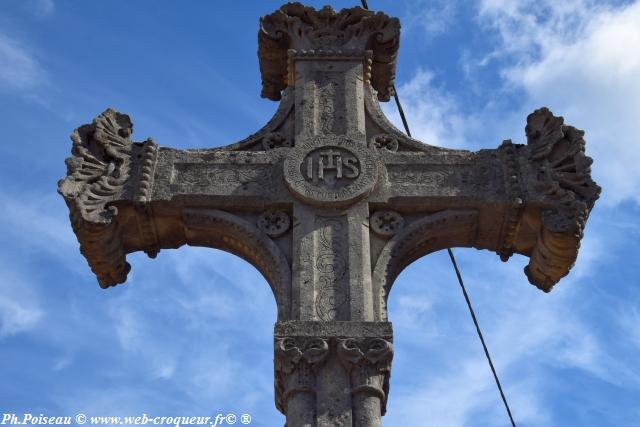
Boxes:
[402,0,460,40]
[0,190,79,265]
[0,265,44,338]
[384,69,473,148]
[0,296,43,338]
[0,33,46,91]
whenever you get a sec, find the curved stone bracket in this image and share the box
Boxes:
[57,108,135,288]
[182,208,292,320]
[213,88,295,152]
[363,85,444,152]
[521,108,601,291]
[372,210,479,320]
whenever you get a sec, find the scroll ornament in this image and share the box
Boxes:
[274,337,329,413]
[337,338,393,414]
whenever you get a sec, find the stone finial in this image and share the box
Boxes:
[258,2,400,101]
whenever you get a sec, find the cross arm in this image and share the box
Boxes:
[370,108,600,293]
[58,108,294,291]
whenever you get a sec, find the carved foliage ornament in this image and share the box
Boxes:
[274,337,329,413]
[57,109,134,288]
[59,108,132,224]
[524,107,601,291]
[526,108,601,232]
[337,338,393,414]
[258,2,400,101]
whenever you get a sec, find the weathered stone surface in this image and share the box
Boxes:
[58,3,600,425]
[258,3,400,102]
[274,321,393,426]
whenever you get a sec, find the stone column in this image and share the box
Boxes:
[275,337,329,427]
[337,338,393,427]
[275,321,393,427]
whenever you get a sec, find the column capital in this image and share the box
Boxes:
[274,321,393,425]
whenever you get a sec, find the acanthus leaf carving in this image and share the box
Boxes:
[523,107,601,291]
[59,108,133,224]
[58,108,135,288]
[337,337,393,414]
[258,3,400,101]
[274,337,329,414]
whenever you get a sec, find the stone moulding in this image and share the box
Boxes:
[182,208,292,320]
[372,210,479,319]
[258,2,400,101]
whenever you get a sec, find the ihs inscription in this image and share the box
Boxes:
[301,147,360,187]
[283,136,379,207]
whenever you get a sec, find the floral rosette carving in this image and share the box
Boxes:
[524,107,601,291]
[57,109,134,288]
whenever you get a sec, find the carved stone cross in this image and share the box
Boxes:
[58,3,600,426]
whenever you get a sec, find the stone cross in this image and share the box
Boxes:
[58,3,600,426]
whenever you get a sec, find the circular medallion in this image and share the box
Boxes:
[370,210,404,237]
[257,210,291,237]
[284,136,378,206]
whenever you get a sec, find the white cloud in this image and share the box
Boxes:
[0,267,44,338]
[0,296,42,337]
[478,0,640,206]
[0,191,80,269]
[384,69,472,148]
[0,34,46,90]
[402,0,460,39]
[385,248,622,426]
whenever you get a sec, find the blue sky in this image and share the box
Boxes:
[1,0,639,426]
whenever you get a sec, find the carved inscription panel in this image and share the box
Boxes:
[302,147,360,186]
[284,136,378,207]
[170,163,275,195]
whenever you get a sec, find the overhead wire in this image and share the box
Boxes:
[359,1,517,426]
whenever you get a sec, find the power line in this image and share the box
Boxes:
[360,1,517,426]
[447,249,517,427]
